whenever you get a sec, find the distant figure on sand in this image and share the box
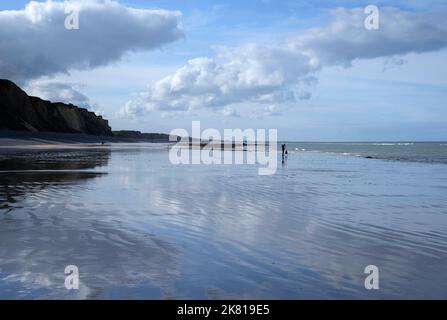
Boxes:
[281,144,288,165]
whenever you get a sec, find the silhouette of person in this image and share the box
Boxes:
[282,144,285,157]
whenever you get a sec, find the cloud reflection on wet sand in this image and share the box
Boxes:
[1,146,447,299]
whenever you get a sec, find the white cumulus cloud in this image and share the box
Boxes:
[120,7,447,118]
[25,79,105,115]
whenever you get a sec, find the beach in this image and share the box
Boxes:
[1,0,446,308]
[0,143,446,299]
[0,130,175,149]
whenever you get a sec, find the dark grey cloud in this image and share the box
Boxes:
[0,0,183,82]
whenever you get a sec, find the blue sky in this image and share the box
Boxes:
[1,0,447,141]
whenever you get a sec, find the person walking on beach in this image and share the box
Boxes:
[282,144,286,158]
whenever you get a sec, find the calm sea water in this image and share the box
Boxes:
[0,143,447,299]
[286,142,447,164]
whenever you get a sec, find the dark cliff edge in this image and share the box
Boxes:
[0,79,112,136]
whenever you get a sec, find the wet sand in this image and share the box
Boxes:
[0,131,259,152]
[1,145,447,299]
[0,130,167,151]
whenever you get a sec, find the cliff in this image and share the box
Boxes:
[0,79,112,136]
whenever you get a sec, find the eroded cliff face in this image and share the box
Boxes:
[0,79,112,136]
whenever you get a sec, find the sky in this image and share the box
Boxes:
[1,0,446,141]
